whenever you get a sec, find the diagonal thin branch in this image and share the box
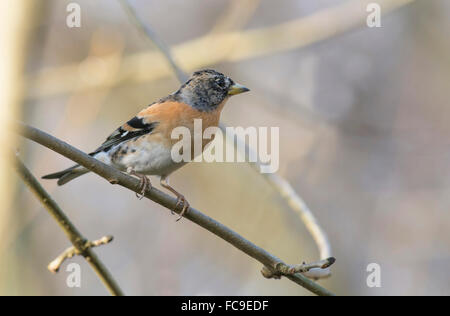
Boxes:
[117,0,333,279]
[118,0,187,83]
[16,122,335,296]
[14,158,124,296]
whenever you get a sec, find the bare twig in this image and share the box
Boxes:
[16,122,335,296]
[118,0,187,83]
[28,0,415,98]
[14,158,124,296]
[48,235,114,273]
[117,2,333,279]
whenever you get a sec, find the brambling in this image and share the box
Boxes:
[43,69,249,220]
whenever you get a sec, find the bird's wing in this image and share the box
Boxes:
[90,109,159,155]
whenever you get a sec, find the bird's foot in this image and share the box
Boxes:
[160,176,190,221]
[127,168,152,199]
[174,194,190,222]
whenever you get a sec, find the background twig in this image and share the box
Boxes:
[28,0,415,99]
[14,157,124,296]
[118,0,187,83]
[222,129,333,278]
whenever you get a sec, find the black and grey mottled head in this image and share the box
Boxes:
[165,69,249,112]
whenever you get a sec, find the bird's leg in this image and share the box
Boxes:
[127,167,152,199]
[160,176,190,221]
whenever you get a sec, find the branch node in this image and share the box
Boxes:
[108,178,119,185]
[48,235,114,273]
[262,257,336,280]
[261,266,281,279]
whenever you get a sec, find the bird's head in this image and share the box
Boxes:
[174,69,249,111]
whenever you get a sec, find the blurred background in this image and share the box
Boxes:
[1,0,449,295]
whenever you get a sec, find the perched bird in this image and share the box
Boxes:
[42,69,249,220]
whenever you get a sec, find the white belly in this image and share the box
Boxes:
[96,142,186,176]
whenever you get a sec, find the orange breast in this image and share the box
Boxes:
[138,100,227,148]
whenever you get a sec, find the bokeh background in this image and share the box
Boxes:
[1,0,449,295]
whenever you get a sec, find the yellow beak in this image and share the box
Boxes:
[228,83,250,96]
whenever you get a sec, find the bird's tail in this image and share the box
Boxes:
[42,165,90,186]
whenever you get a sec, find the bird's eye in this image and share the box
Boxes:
[215,77,225,86]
